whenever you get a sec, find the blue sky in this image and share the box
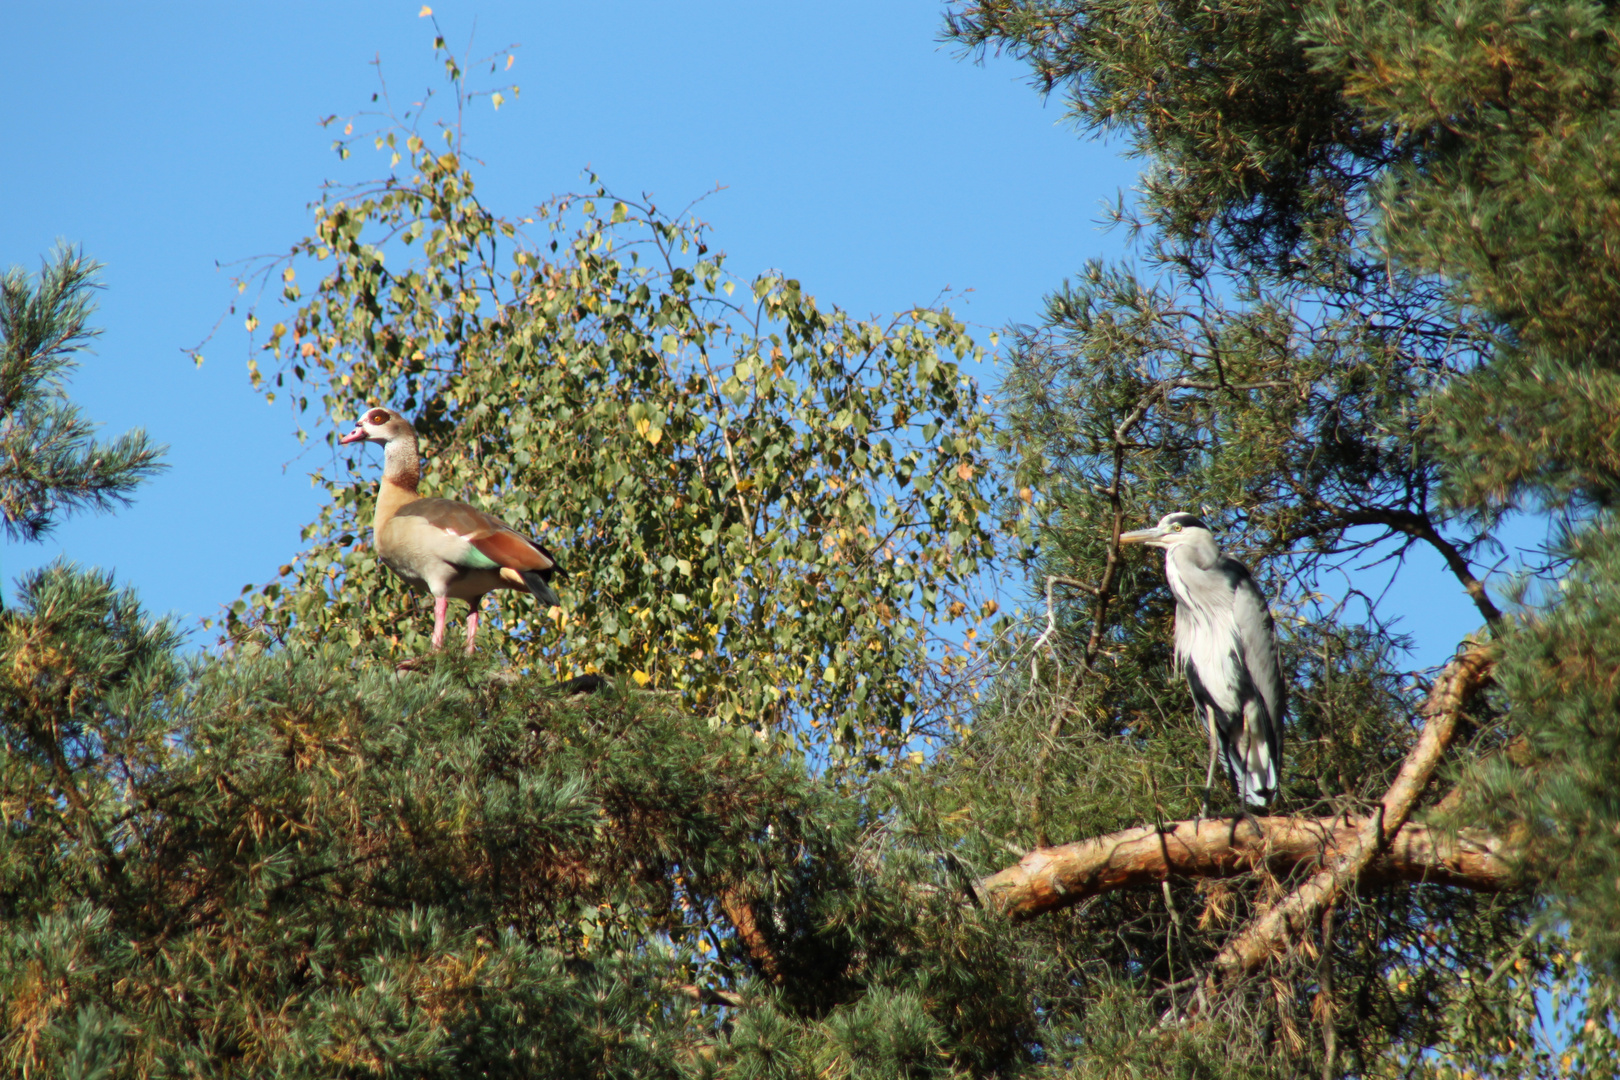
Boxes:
[3,2,1518,671]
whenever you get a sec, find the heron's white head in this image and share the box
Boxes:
[1119,512,1216,550]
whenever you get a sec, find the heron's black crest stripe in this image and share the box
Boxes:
[1165,512,1209,531]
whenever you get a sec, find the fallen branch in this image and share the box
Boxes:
[981,814,1514,919]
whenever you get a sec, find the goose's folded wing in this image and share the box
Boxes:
[393,498,558,572]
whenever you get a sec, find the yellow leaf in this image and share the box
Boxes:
[634,418,663,446]
[957,461,974,481]
[282,267,296,282]
[632,670,650,687]
[343,121,353,136]
[418,4,432,15]
[491,92,505,111]
[506,54,515,69]
[301,342,316,358]
[1019,487,1033,503]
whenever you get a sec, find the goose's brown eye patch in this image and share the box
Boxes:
[367,409,391,425]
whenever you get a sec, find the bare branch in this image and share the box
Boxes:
[1317,508,1503,628]
[719,885,780,983]
[981,813,1513,920]
[1027,574,1095,685]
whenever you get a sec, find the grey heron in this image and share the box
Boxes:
[1120,512,1285,811]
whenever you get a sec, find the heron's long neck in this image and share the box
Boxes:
[1165,541,1224,614]
[1176,537,1221,573]
[375,437,421,533]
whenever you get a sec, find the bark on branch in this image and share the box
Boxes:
[719,884,780,983]
[980,814,1514,920]
[674,983,749,1009]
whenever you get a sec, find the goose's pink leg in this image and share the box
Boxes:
[464,609,479,655]
[431,596,449,650]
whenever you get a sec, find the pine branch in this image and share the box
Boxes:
[0,247,167,542]
[980,644,1502,991]
[673,983,749,1009]
[980,813,1513,919]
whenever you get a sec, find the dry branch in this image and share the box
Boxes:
[981,814,1514,919]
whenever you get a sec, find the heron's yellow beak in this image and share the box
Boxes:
[1119,526,1166,546]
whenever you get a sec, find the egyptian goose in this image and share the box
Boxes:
[339,407,564,654]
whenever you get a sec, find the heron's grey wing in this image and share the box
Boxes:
[1224,557,1285,800]
[1226,566,1284,727]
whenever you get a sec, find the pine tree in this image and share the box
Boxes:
[2,572,1036,1077]
[0,247,166,543]
[934,0,1620,1074]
